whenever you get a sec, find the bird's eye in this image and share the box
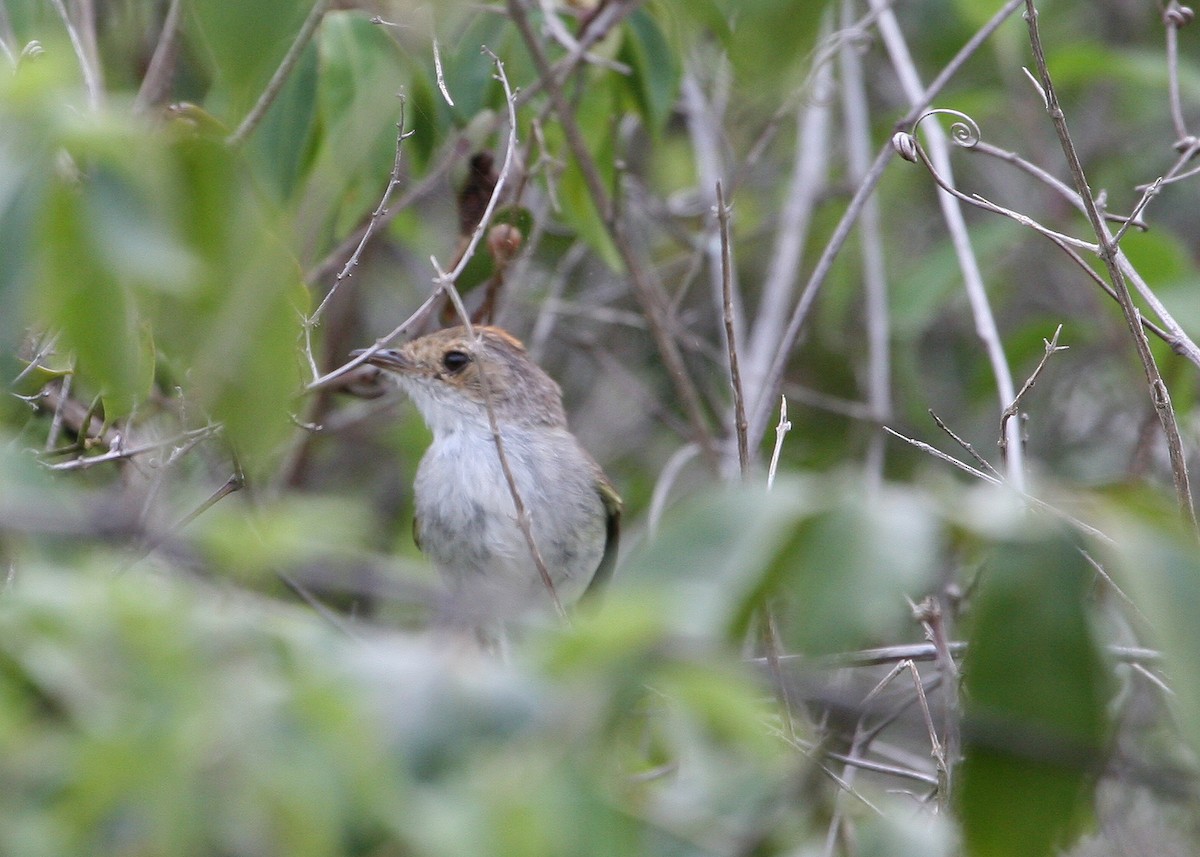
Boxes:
[442,350,471,373]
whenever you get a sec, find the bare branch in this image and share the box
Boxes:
[999,324,1068,459]
[48,0,104,109]
[134,0,184,112]
[1023,0,1198,535]
[506,0,719,468]
[871,10,1026,491]
[747,0,1027,444]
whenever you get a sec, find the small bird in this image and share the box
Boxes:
[354,326,621,624]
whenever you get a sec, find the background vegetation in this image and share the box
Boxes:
[2,0,1200,854]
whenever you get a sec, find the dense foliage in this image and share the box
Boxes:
[3,0,1200,854]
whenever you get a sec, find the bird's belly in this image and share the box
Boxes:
[413,431,604,614]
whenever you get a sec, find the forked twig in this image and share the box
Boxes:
[999,324,1067,460]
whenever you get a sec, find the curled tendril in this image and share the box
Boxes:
[1164,4,1195,27]
[891,131,919,163]
[892,109,982,164]
[913,109,982,149]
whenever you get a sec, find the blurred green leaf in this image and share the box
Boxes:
[191,494,372,584]
[545,77,623,271]
[959,530,1110,857]
[247,41,320,202]
[617,478,814,637]
[1100,492,1200,762]
[294,11,409,259]
[38,178,152,418]
[188,0,312,119]
[761,484,941,655]
[618,9,681,138]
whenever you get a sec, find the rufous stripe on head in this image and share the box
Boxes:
[478,325,526,352]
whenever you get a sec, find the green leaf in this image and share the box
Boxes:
[543,79,623,271]
[762,483,941,655]
[618,9,681,137]
[247,40,320,202]
[959,530,1110,857]
[38,178,152,418]
[1099,491,1200,762]
[149,135,305,468]
[295,11,408,259]
[617,478,815,638]
[188,0,313,120]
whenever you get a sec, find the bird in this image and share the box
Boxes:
[353,326,621,626]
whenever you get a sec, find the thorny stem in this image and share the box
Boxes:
[304,106,412,379]
[308,48,519,392]
[1023,0,1198,535]
[999,324,1067,459]
[930,409,1003,479]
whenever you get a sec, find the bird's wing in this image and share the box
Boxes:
[584,476,622,596]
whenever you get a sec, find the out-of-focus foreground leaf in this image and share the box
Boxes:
[958,529,1111,857]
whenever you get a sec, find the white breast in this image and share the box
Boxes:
[413,424,605,618]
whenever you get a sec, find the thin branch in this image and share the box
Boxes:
[0,2,16,68]
[716,182,749,478]
[42,426,219,471]
[839,0,891,484]
[304,104,412,377]
[966,133,1200,370]
[681,60,744,377]
[885,425,1115,543]
[906,660,948,808]
[747,0,1027,444]
[477,358,566,619]
[429,48,520,306]
[134,0,184,112]
[507,0,719,469]
[999,324,1067,459]
[310,47,521,392]
[741,39,833,431]
[447,49,565,618]
[305,136,465,288]
[432,36,454,106]
[1023,0,1198,535]
[648,443,701,536]
[871,9,1026,490]
[1163,2,1196,147]
[48,0,103,110]
[893,126,1098,252]
[929,409,1002,479]
[884,426,1003,485]
[767,396,792,491]
[227,0,330,147]
[971,140,1143,228]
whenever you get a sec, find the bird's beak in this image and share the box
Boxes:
[351,348,412,374]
